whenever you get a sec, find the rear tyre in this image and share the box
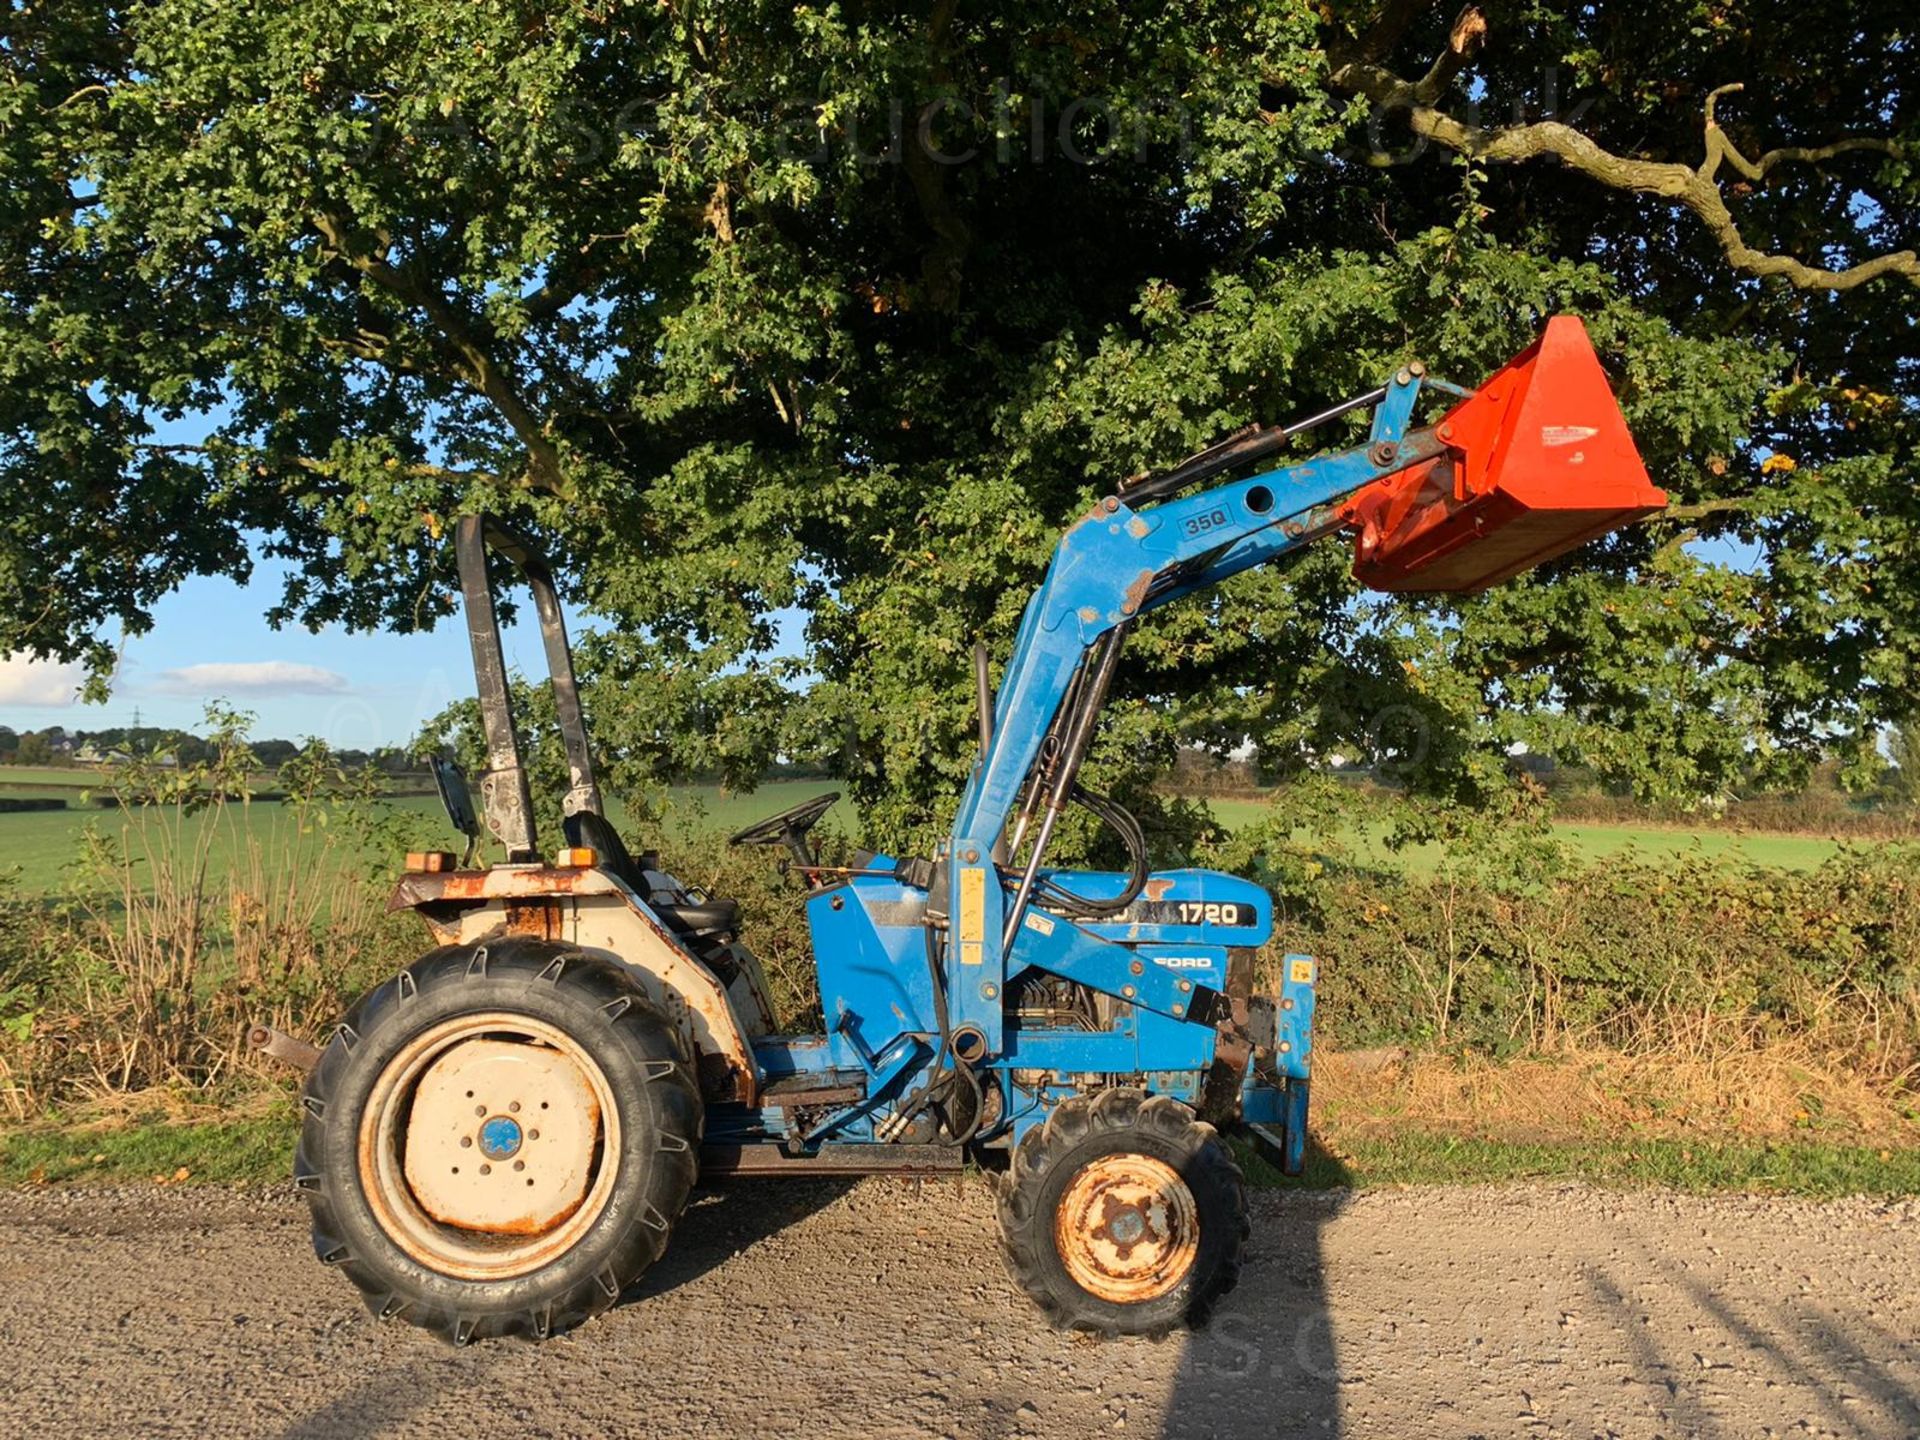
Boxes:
[295,936,702,1344]
[996,1088,1247,1337]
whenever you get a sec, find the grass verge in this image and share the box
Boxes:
[1238,1131,1920,1198]
[0,1104,297,1185]
[4,1105,1917,1199]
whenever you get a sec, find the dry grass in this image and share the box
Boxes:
[27,1082,291,1132]
[1315,1042,1920,1147]
[35,804,396,1106]
[0,731,411,1120]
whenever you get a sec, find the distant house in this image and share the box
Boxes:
[47,735,75,756]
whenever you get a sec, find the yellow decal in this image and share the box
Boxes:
[959,867,986,965]
[1289,957,1315,985]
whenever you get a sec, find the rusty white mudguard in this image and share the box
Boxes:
[389,865,769,1107]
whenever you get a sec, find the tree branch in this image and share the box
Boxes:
[45,84,112,112]
[518,264,603,324]
[1658,496,1761,525]
[311,211,571,493]
[1699,83,1902,184]
[1327,12,1919,293]
[1410,5,1485,105]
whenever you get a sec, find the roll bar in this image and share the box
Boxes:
[453,515,605,862]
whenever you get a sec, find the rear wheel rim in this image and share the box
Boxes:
[1053,1151,1200,1304]
[358,1012,622,1281]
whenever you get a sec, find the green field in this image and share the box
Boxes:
[1202,794,1848,871]
[0,776,847,895]
[0,766,1866,896]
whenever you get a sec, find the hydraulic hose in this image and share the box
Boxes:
[1027,784,1150,920]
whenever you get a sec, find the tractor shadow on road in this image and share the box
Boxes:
[1153,1139,1349,1440]
[617,1176,858,1304]
[280,1362,446,1440]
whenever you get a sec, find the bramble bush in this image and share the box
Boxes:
[715,789,1920,1096]
[1233,825,1920,1088]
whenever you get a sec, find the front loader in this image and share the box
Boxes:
[285,317,1664,1341]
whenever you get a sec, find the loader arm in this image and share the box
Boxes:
[940,317,1665,1051]
[952,366,1436,860]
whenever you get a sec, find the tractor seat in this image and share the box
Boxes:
[563,811,741,940]
[634,854,740,940]
[643,886,740,940]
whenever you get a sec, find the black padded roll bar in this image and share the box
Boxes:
[453,515,606,862]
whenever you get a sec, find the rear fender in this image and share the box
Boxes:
[390,866,760,1105]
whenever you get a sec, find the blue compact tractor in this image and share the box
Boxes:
[284,320,1661,1341]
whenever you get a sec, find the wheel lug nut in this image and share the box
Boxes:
[460,1136,472,1149]
[480,1164,492,1175]
[509,1101,521,1113]
[513,1160,525,1171]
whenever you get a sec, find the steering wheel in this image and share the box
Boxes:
[727,791,841,848]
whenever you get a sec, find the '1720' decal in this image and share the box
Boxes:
[1122,900,1250,927]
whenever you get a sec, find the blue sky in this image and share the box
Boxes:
[0,552,566,748]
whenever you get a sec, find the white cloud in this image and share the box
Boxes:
[0,654,87,707]
[152,661,351,697]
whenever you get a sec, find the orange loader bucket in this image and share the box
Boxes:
[1344,317,1667,593]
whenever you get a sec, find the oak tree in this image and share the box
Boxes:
[3,1,1913,847]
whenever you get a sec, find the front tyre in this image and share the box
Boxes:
[295,936,702,1344]
[997,1089,1248,1337]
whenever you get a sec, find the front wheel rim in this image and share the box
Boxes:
[357,1012,622,1281]
[1053,1151,1200,1304]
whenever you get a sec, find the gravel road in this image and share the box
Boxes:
[0,1179,1914,1439]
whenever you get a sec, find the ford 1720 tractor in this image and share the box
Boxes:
[280,319,1664,1342]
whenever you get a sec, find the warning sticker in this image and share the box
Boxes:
[958,867,986,964]
[1540,425,1600,447]
[1289,958,1316,985]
